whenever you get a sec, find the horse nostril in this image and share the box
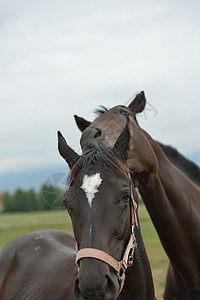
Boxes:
[94,128,102,139]
[74,278,83,300]
[105,274,118,297]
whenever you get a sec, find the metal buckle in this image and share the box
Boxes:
[128,238,137,265]
[117,261,126,281]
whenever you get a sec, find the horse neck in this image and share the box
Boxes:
[150,138,200,211]
[119,220,155,300]
[136,135,200,284]
[157,141,200,186]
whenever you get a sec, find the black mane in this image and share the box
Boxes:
[158,141,200,186]
[94,106,109,117]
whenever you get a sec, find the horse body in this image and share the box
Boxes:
[137,135,200,299]
[0,230,77,300]
[75,92,200,299]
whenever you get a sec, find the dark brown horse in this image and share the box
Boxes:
[0,132,156,300]
[75,92,200,300]
[58,132,156,300]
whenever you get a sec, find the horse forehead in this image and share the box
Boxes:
[92,107,127,135]
[81,173,103,207]
[94,106,125,124]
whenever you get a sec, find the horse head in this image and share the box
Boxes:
[75,91,158,175]
[58,131,139,300]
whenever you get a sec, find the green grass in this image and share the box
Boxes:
[0,210,73,250]
[0,206,168,300]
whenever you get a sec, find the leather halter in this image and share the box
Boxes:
[75,181,138,294]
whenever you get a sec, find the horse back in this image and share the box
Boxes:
[0,229,77,300]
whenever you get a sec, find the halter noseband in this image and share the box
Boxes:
[75,180,138,294]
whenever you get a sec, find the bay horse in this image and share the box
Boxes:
[74,92,200,300]
[0,131,156,300]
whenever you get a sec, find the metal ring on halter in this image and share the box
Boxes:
[117,261,127,281]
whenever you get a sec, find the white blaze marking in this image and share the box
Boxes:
[81,173,102,207]
[89,225,92,236]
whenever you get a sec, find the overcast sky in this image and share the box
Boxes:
[1,0,200,175]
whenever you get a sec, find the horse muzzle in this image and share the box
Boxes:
[74,258,119,300]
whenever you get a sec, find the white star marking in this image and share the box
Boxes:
[81,173,102,207]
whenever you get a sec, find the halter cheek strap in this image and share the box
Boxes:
[75,184,138,295]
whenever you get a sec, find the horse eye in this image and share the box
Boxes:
[62,188,76,212]
[62,193,70,210]
[62,199,69,209]
[120,110,129,116]
[62,201,72,215]
[121,191,131,202]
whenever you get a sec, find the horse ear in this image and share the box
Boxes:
[112,120,130,164]
[57,131,80,169]
[128,91,146,114]
[74,115,91,132]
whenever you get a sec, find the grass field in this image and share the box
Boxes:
[0,205,168,299]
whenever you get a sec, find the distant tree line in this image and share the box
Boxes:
[2,185,64,212]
